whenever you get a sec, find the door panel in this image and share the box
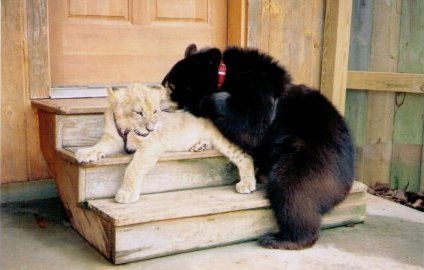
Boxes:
[49,0,227,86]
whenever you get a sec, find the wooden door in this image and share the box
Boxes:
[49,0,227,86]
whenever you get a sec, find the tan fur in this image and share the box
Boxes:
[76,84,256,203]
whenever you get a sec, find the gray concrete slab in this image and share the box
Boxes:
[1,194,423,270]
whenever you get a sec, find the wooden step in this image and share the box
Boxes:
[87,183,367,264]
[33,99,107,148]
[59,147,237,202]
[32,98,108,114]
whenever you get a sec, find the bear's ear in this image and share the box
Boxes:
[184,44,197,57]
[207,48,222,65]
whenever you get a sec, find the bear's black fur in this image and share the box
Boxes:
[162,45,355,250]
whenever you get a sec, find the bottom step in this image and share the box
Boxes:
[87,182,367,264]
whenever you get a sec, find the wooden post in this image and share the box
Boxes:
[26,0,50,99]
[227,0,248,47]
[320,0,353,115]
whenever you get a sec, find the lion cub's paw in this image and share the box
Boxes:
[115,187,140,204]
[189,141,212,152]
[75,147,106,163]
[235,180,256,194]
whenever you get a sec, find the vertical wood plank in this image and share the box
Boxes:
[247,0,262,48]
[25,107,50,180]
[363,0,401,187]
[421,136,424,192]
[26,0,50,99]
[263,0,325,88]
[391,0,424,192]
[344,0,373,183]
[1,0,29,182]
[228,0,248,47]
[320,0,353,114]
[24,1,52,180]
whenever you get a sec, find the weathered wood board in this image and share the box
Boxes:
[57,114,104,147]
[345,0,373,183]
[103,184,366,264]
[59,147,236,202]
[88,182,367,227]
[83,158,237,202]
[247,0,325,89]
[391,0,424,192]
[346,0,423,191]
[362,0,400,187]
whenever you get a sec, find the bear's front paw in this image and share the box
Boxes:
[75,148,106,163]
[115,187,140,204]
[235,180,256,194]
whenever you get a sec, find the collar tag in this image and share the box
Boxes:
[217,62,226,89]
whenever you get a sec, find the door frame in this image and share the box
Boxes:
[28,0,249,99]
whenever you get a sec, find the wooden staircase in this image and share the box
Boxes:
[32,98,367,264]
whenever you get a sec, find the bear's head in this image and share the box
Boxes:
[162,44,222,113]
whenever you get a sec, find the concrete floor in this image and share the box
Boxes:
[0,194,423,270]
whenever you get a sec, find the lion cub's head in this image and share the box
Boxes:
[108,83,172,138]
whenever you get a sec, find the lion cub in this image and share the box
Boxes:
[76,84,256,203]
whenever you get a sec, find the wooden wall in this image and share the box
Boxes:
[346,0,424,192]
[247,0,326,88]
[1,0,50,183]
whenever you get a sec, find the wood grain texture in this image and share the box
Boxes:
[82,157,236,202]
[391,94,424,191]
[26,106,50,180]
[88,182,367,227]
[32,98,109,114]
[1,0,50,183]
[246,0,325,88]
[344,0,373,183]
[362,0,400,187]
[112,189,366,263]
[26,0,50,99]
[58,114,104,147]
[49,0,227,86]
[347,71,424,94]
[227,0,247,46]
[89,185,269,226]
[1,0,29,182]
[59,147,223,167]
[421,135,424,192]
[114,209,277,263]
[247,0,261,48]
[38,110,113,260]
[391,0,424,192]
[320,0,353,113]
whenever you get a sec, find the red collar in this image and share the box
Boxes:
[217,62,226,89]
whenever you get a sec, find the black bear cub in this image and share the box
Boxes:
[162,45,355,250]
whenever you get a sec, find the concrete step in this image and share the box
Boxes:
[87,183,367,264]
[58,147,237,202]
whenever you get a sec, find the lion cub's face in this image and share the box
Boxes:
[108,84,167,138]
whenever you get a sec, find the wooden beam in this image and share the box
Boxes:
[1,0,29,182]
[347,71,424,94]
[26,0,50,99]
[227,0,247,47]
[320,0,353,114]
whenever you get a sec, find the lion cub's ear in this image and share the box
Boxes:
[107,87,125,105]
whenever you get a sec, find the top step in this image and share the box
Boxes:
[32,98,108,114]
